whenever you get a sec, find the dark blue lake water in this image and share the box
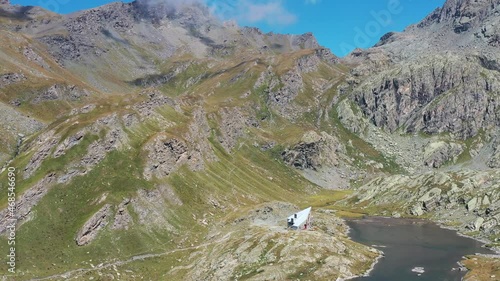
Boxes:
[346,217,493,281]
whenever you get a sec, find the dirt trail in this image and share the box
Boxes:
[30,232,234,281]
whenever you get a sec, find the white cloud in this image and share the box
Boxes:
[305,0,320,4]
[244,1,296,25]
[208,0,297,26]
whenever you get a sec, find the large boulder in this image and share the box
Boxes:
[424,142,463,168]
[418,188,442,211]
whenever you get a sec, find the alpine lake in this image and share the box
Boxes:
[346,217,495,281]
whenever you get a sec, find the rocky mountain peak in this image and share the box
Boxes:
[342,0,500,166]
[4,0,324,68]
[0,0,10,5]
[440,0,498,17]
[363,0,500,60]
[292,32,320,49]
[418,0,500,33]
[67,0,213,28]
[133,0,214,25]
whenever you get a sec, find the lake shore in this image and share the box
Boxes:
[342,216,495,281]
[437,222,500,255]
[339,250,384,281]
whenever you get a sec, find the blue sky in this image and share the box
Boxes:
[11,0,445,56]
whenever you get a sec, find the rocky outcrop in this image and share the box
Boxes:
[66,2,135,34]
[133,91,177,118]
[33,85,60,103]
[282,135,322,170]
[360,0,500,61]
[295,49,338,73]
[78,114,128,168]
[410,205,425,216]
[75,204,111,246]
[253,66,274,90]
[0,173,56,234]
[291,32,320,49]
[80,141,107,167]
[53,131,85,158]
[217,107,249,152]
[57,170,81,184]
[488,136,500,168]
[0,102,44,166]
[122,113,139,127]
[36,2,136,62]
[81,127,125,168]
[336,99,369,134]
[418,187,442,211]
[31,84,89,104]
[38,34,103,62]
[296,54,321,73]
[23,130,59,179]
[264,66,311,121]
[418,0,500,34]
[112,199,132,230]
[424,141,463,168]
[143,137,189,180]
[315,48,339,65]
[23,47,50,69]
[282,131,340,171]
[467,197,480,211]
[0,72,25,87]
[269,67,303,108]
[185,107,217,170]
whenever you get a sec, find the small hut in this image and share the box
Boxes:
[287,207,312,230]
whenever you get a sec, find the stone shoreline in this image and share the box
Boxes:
[340,218,384,281]
[341,215,500,280]
[437,221,500,255]
[340,251,384,281]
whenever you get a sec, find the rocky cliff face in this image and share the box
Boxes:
[341,0,500,172]
[351,54,499,139]
[334,0,500,248]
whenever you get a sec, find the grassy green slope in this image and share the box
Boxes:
[0,48,388,280]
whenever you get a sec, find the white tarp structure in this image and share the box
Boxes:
[287,207,312,230]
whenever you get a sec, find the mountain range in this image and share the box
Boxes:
[0,0,499,280]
